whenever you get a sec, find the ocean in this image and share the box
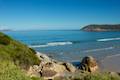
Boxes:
[4,30,120,62]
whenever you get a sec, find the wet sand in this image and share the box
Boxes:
[100,54,120,72]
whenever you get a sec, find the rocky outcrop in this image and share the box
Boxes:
[27,52,76,79]
[79,56,99,72]
[27,52,100,79]
[81,24,120,32]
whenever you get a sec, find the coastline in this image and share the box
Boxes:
[36,51,120,73]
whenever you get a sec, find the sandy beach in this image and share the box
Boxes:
[100,54,120,72]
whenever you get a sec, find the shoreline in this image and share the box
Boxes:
[28,51,120,79]
[100,54,120,72]
[36,51,120,73]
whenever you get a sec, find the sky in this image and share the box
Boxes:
[0,0,120,30]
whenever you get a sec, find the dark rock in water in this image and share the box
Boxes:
[72,61,81,68]
[79,56,99,72]
[81,24,120,32]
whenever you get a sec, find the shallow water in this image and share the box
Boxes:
[4,30,120,62]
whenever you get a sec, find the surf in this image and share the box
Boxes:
[97,38,120,42]
[29,41,73,48]
[83,47,114,53]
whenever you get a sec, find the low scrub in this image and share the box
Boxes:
[0,32,11,45]
[0,32,40,69]
[0,61,31,80]
[54,71,120,80]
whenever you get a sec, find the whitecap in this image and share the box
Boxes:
[29,41,72,48]
[97,38,120,42]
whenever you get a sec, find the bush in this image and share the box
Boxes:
[31,77,43,80]
[0,61,31,80]
[0,32,40,70]
[0,33,11,45]
[0,33,42,80]
[54,71,120,80]
[84,73,120,80]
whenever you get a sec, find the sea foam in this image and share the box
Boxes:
[29,41,72,48]
[83,47,114,53]
[97,37,120,42]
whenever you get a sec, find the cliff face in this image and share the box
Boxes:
[81,24,120,31]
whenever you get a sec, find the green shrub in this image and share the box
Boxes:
[0,60,31,80]
[0,32,40,69]
[0,33,11,45]
[84,73,120,80]
[0,33,42,80]
[31,77,43,80]
[55,71,120,80]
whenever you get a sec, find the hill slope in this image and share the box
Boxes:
[81,24,120,31]
[0,32,40,69]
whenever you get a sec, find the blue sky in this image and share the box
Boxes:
[0,0,120,30]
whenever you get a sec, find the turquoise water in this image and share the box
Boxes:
[4,30,120,62]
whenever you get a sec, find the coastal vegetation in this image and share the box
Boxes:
[0,32,120,80]
[81,24,120,31]
[54,71,120,80]
[0,32,40,69]
[0,32,41,80]
[0,61,31,80]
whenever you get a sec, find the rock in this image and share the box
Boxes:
[36,52,52,63]
[41,69,57,77]
[42,62,67,73]
[62,62,76,72]
[27,65,41,77]
[42,62,67,79]
[28,52,77,79]
[79,56,99,72]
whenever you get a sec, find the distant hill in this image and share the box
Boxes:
[0,29,12,31]
[81,24,120,31]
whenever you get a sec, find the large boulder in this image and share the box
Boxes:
[79,56,99,72]
[27,52,76,79]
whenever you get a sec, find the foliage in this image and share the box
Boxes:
[0,60,31,80]
[84,73,120,80]
[31,77,43,80]
[54,71,120,80]
[0,32,11,45]
[0,32,40,69]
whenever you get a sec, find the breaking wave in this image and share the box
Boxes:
[29,41,73,48]
[97,37,120,42]
[83,47,114,53]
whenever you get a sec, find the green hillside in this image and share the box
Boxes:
[0,32,40,69]
[0,32,42,80]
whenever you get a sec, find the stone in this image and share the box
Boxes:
[62,62,76,72]
[27,52,77,79]
[27,65,41,77]
[80,56,99,72]
[41,69,57,77]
